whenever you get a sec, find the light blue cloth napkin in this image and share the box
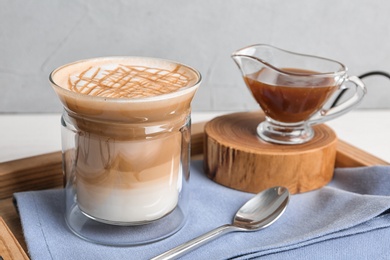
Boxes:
[14,160,390,259]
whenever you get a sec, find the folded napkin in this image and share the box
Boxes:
[14,161,390,260]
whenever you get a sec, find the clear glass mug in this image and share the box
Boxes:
[232,44,366,145]
[49,57,201,245]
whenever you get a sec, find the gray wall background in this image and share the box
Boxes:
[1,0,390,113]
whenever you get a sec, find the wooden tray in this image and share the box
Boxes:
[0,120,388,258]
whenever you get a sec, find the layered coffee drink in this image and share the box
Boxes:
[50,57,201,225]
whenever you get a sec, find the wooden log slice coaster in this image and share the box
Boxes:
[203,111,338,194]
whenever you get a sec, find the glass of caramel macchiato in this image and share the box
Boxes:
[50,57,201,245]
[232,44,366,145]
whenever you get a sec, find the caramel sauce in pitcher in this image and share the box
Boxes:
[244,68,337,123]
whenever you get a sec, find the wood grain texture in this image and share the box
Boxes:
[203,111,338,194]
[0,151,63,200]
[335,140,389,167]
[0,217,29,259]
[0,118,388,257]
[190,120,207,157]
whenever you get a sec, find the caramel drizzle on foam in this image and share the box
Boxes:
[67,64,192,98]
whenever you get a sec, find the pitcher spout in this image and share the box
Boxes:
[231,54,259,77]
[231,44,274,78]
[231,52,246,71]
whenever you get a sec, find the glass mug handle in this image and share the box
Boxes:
[310,76,366,125]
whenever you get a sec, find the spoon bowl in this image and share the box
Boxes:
[152,186,289,260]
[234,186,289,230]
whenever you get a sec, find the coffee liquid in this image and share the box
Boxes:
[244,68,337,123]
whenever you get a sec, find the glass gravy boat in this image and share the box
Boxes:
[232,44,366,145]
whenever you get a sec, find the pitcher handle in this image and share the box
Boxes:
[310,76,366,125]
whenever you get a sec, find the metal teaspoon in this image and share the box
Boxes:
[151,186,290,260]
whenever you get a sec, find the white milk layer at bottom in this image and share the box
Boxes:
[74,132,182,223]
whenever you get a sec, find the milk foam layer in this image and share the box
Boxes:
[50,57,201,124]
[52,57,199,98]
[68,64,193,98]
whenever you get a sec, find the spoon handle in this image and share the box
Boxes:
[151,224,239,260]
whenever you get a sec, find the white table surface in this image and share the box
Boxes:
[0,110,389,163]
